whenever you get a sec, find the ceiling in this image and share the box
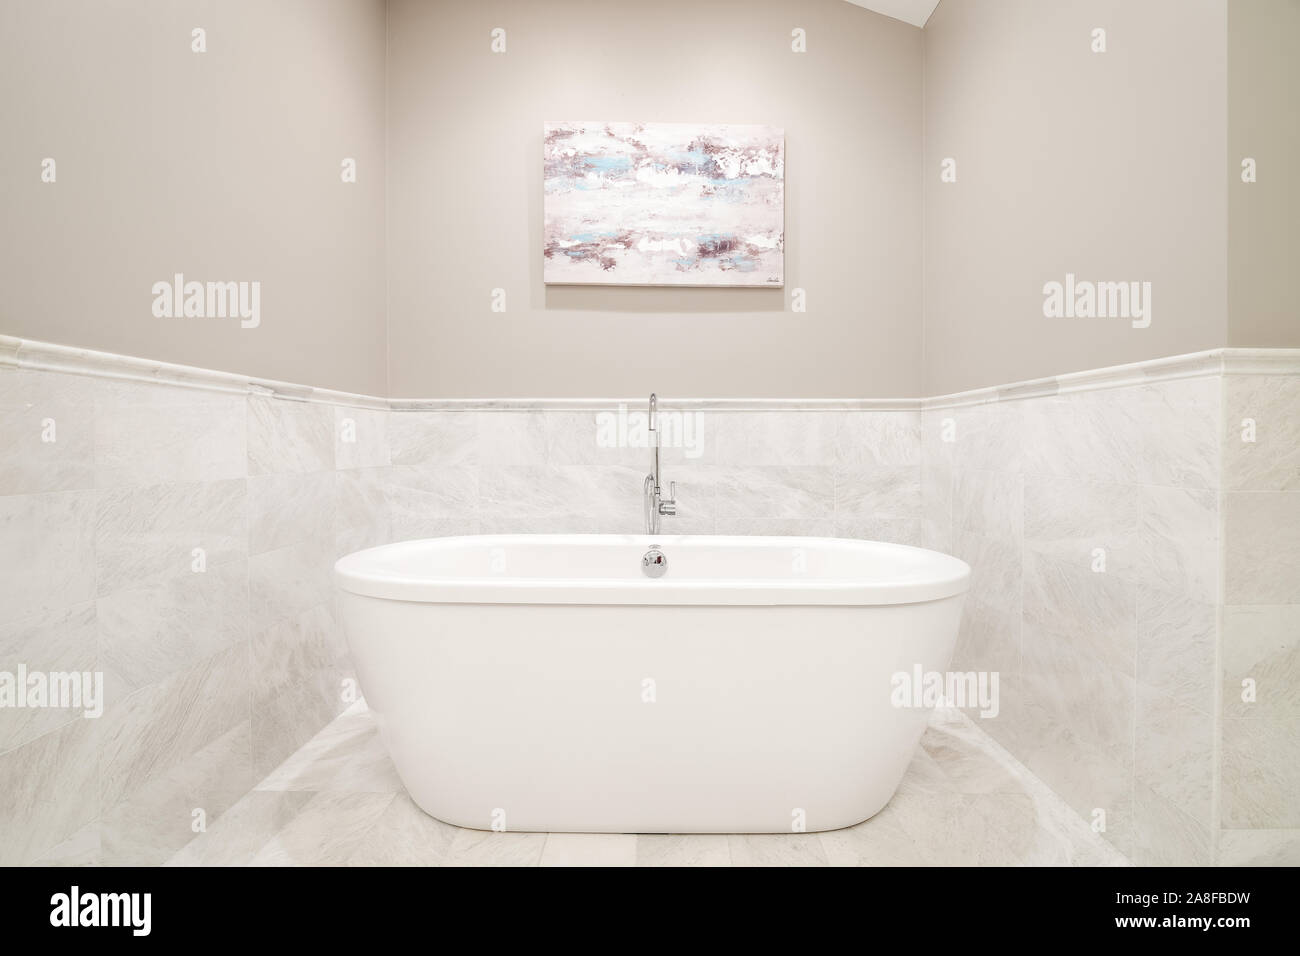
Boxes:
[843,0,942,28]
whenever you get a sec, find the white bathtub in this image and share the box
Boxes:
[335,534,970,834]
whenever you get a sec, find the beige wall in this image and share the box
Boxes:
[923,0,1230,395]
[386,0,924,398]
[1228,0,1300,347]
[0,0,388,395]
[5,0,1282,401]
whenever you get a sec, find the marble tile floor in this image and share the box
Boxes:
[164,701,1129,867]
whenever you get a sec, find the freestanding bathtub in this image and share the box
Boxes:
[335,534,970,834]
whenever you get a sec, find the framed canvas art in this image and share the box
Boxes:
[543,121,785,287]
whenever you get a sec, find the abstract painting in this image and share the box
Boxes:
[543,122,784,287]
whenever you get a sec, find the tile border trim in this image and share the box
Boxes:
[3,335,1298,411]
[0,335,388,410]
[386,397,924,411]
[923,349,1300,411]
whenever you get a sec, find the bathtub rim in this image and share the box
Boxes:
[334,533,971,607]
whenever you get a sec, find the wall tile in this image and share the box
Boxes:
[334,406,390,470]
[98,642,249,810]
[1220,717,1300,829]
[988,693,1135,858]
[716,517,836,537]
[709,412,840,467]
[545,409,646,468]
[950,598,1019,674]
[955,401,1025,475]
[0,601,97,752]
[247,395,333,476]
[249,537,336,635]
[476,411,548,466]
[252,665,349,779]
[389,410,476,467]
[1024,476,1136,574]
[1021,629,1134,759]
[1134,686,1214,829]
[1138,485,1219,603]
[248,471,337,555]
[0,490,97,625]
[335,466,390,538]
[832,516,923,546]
[251,605,341,705]
[919,409,954,552]
[95,478,247,595]
[953,529,1021,615]
[1223,375,1300,491]
[478,464,646,533]
[101,720,253,866]
[0,716,100,865]
[1215,829,1300,867]
[1131,777,1212,866]
[1221,604,1300,720]
[834,463,922,519]
[0,376,95,495]
[387,488,479,541]
[954,469,1023,539]
[95,383,246,488]
[385,462,479,519]
[1023,551,1136,675]
[713,466,833,520]
[1136,583,1215,713]
[835,411,921,467]
[1136,377,1220,489]
[1224,491,1300,604]
[98,558,249,698]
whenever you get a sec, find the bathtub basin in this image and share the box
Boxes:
[335,534,970,834]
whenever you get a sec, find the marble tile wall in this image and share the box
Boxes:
[1217,372,1300,865]
[2,370,924,865]
[0,365,387,865]
[922,375,1224,865]
[386,407,924,544]
[924,363,1300,867]
[4,340,1296,869]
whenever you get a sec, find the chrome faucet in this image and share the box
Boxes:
[643,393,677,535]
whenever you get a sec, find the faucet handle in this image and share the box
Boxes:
[658,481,677,516]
